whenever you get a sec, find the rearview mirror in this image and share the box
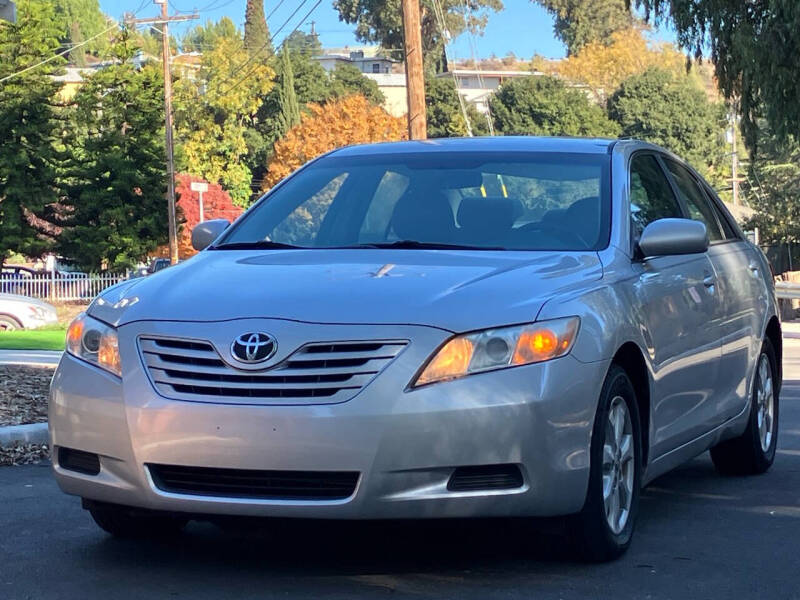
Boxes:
[191,219,229,251]
[638,218,708,258]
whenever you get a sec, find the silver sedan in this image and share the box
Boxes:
[50,137,780,561]
[0,293,58,330]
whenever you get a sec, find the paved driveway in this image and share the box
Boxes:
[2,343,800,599]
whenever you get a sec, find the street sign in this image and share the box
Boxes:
[190,181,208,193]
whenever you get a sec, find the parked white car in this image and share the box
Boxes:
[0,293,58,330]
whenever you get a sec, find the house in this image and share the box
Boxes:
[313,48,400,75]
[437,69,542,114]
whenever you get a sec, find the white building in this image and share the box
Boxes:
[437,69,542,114]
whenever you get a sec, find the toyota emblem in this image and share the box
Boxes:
[231,332,277,364]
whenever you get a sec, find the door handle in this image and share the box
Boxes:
[748,263,759,277]
[703,275,716,288]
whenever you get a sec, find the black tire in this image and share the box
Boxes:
[0,315,22,331]
[569,364,642,562]
[88,503,188,538]
[710,339,779,476]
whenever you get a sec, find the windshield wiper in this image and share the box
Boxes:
[343,240,506,251]
[211,240,304,250]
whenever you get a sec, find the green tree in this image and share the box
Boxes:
[283,31,322,57]
[330,63,385,105]
[333,0,502,71]
[246,45,331,194]
[278,46,301,133]
[68,21,87,66]
[743,126,800,245]
[534,0,633,55]
[490,75,620,137]
[58,35,168,271]
[0,0,64,263]
[244,0,272,58]
[53,0,109,55]
[635,0,800,149]
[174,36,274,206]
[425,75,488,137]
[607,67,725,174]
[181,17,239,53]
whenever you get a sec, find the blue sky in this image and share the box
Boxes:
[100,0,674,60]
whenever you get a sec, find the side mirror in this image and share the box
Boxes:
[191,219,229,251]
[638,218,708,258]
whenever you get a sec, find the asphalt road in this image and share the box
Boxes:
[3,345,800,599]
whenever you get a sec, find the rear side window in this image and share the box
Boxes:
[664,160,723,242]
[702,183,739,239]
[629,154,682,238]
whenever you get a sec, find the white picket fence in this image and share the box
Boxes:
[0,272,128,303]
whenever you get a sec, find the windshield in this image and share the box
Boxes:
[219,151,611,251]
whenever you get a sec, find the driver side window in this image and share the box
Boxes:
[629,154,682,239]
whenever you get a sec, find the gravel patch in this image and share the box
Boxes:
[0,442,49,466]
[0,365,53,426]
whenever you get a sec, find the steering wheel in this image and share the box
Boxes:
[518,221,591,248]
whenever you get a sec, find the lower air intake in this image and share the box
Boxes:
[58,447,101,476]
[148,464,359,501]
[447,464,524,492]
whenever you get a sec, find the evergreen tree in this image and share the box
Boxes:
[607,67,726,176]
[490,75,620,137]
[278,46,301,133]
[58,35,168,270]
[330,63,385,105]
[425,76,488,138]
[0,0,64,263]
[69,21,87,67]
[244,0,272,59]
[636,0,800,150]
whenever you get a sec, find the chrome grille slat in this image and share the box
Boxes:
[149,369,376,390]
[139,335,407,405]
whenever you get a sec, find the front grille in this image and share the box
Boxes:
[139,336,407,405]
[148,464,359,500]
[447,464,524,492]
[58,447,101,476]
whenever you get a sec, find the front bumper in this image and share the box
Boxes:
[49,319,610,519]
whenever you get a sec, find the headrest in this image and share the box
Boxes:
[391,191,456,242]
[457,196,521,233]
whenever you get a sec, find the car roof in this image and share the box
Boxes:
[329,136,618,157]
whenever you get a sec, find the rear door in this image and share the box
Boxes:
[627,153,723,458]
[665,158,766,422]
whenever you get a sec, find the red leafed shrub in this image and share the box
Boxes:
[174,174,244,258]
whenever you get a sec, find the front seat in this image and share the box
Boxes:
[390,190,456,243]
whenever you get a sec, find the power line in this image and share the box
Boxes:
[215,0,323,97]
[0,22,120,84]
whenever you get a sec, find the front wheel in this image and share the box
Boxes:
[710,339,779,475]
[0,315,22,331]
[569,365,642,562]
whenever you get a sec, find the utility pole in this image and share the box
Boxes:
[125,1,197,264]
[401,0,426,139]
[731,116,739,206]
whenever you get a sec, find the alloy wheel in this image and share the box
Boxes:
[602,395,635,535]
[756,353,775,453]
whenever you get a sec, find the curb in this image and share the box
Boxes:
[0,423,48,447]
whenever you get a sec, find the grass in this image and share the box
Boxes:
[0,325,67,351]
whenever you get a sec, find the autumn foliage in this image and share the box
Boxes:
[174,174,244,258]
[263,94,406,190]
[536,27,687,102]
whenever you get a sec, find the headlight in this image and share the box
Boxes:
[66,313,122,377]
[413,317,580,387]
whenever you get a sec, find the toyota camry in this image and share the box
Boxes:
[49,137,780,560]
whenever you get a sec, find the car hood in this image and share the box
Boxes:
[90,249,603,332]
